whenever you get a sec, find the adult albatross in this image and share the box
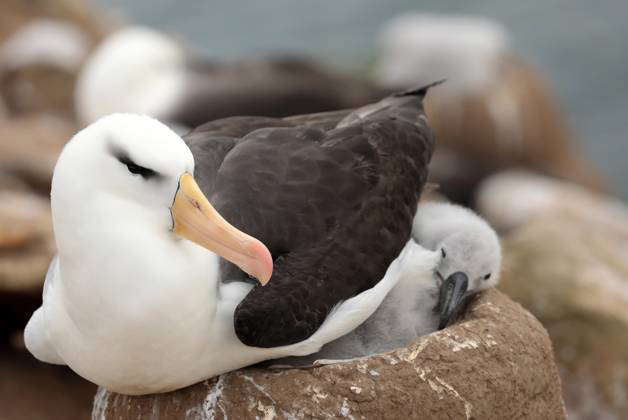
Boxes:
[75,26,383,128]
[24,83,439,394]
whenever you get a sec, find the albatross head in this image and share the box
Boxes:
[52,113,272,284]
[75,26,186,125]
[433,220,501,329]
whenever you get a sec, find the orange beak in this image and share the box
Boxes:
[170,173,273,285]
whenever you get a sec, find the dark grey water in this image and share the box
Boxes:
[96,0,628,199]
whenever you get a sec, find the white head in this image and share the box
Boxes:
[434,225,501,329]
[52,114,272,284]
[75,27,186,126]
[413,201,501,328]
[375,13,509,97]
[435,226,501,292]
[53,114,191,220]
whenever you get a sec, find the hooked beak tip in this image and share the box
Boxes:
[437,271,470,330]
[171,172,273,286]
[249,239,273,286]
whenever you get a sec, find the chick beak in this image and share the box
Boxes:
[170,173,273,285]
[436,271,474,330]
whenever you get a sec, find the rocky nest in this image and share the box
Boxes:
[92,289,565,419]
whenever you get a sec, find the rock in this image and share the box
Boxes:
[0,344,95,420]
[0,191,55,342]
[0,115,75,194]
[0,64,78,118]
[0,116,66,337]
[499,209,628,419]
[0,18,94,117]
[1,19,91,73]
[0,94,7,119]
[0,18,89,117]
[476,170,628,233]
[0,190,54,341]
[0,172,30,192]
[374,14,605,205]
[92,289,566,419]
[0,190,54,293]
[0,0,111,117]
[0,0,107,44]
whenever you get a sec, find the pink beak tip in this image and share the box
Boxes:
[250,240,274,286]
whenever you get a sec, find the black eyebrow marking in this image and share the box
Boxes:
[108,143,161,180]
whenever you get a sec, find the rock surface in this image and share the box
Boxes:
[476,170,628,234]
[0,0,105,414]
[0,190,54,293]
[0,0,110,118]
[92,289,566,420]
[0,0,107,44]
[499,209,628,419]
[0,190,54,340]
[0,115,75,194]
[0,344,95,420]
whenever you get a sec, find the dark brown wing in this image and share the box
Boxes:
[184,116,295,193]
[231,117,433,347]
[183,84,436,348]
[283,109,352,130]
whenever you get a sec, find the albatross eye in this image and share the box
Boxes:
[118,156,157,179]
[484,273,492,280]
[441,248,446,258]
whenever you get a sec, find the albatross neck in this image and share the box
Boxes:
[52,195,221,319]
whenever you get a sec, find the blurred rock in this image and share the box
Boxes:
[1,19,90,73]
[499,208,628,418]
[1,64,79,117]
[0,344,95,420]
[0,94,7,118]
[0,190,53,342]
[476,170,628,233]
[0,115,75,194]
[0,191,54,293]
[375,14,605,205]
[0,0,111,117]
[0,172,30,193]
[0,19,91,117]
[93,289,565,419]
[0,0,107,44]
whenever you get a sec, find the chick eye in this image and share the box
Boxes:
[119,156,157,179]
[483,273,492,280]
[441,248,447,258]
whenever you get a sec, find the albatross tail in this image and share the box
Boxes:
[393,79,447,97]
[337,80,444,128]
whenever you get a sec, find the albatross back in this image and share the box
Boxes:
[183,83,439,347]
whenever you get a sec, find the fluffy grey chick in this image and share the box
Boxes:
[274,201,501,365]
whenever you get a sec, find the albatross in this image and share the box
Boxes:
[75,26,382,128]
[24,82,440,395]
